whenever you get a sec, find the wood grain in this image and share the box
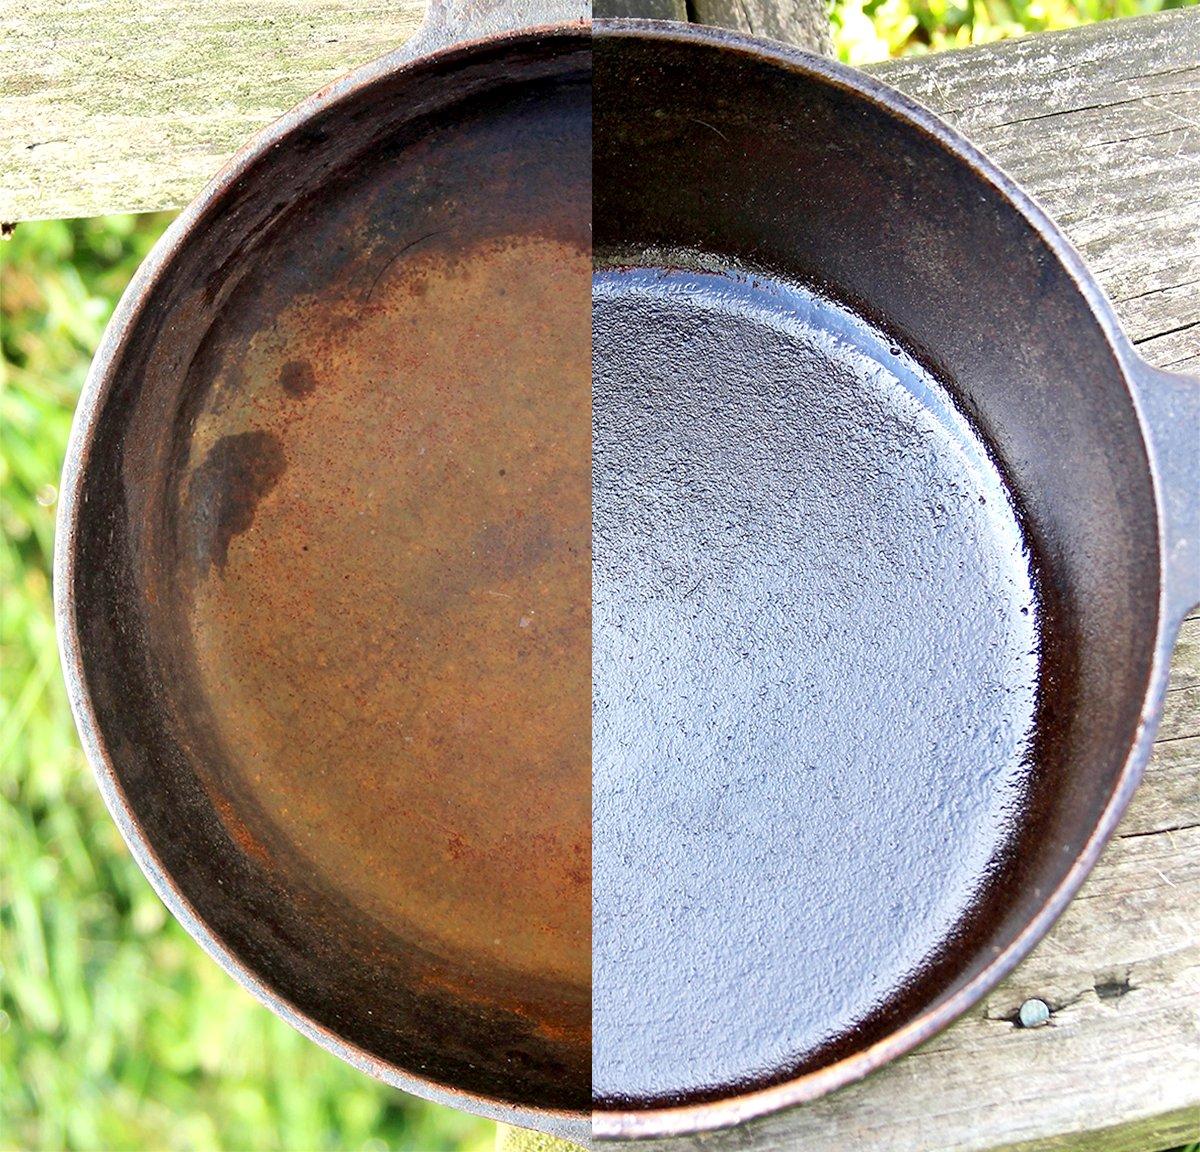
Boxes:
[870,10,1200,376]
[593,0,688,20]
[0,0,836,222]
[0,0,425,221]
[1,4,1196,1151]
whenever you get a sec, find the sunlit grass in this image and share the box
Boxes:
[0,217,494,1152]
[832,0,1190,64]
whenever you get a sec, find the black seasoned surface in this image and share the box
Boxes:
[592,261,1042,1106]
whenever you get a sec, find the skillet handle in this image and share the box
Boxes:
[1130,357,1200,625]
[593,0,834,54]
[401,0,589,60]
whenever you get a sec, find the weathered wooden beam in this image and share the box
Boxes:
[594,0,687,22]
[0,0,426,221]
[594,0,832,51]
[869,10,1200,375]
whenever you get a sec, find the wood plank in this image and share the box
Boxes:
[594,0,687,20]
[869,9,1200,352]
[0,0,837,222]
[1159,686,1200,745]
[0,0,426,221]
[1172,616,1200,694]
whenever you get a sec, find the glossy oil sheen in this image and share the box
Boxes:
[591,263,1043,1108]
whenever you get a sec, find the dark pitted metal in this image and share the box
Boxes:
[56,2,591,1144]
[590,18,1198,1141]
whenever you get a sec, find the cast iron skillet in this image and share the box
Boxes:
[590,17,1199,1141]
[56,0,590,1142]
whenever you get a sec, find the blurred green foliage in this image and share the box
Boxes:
[1,218,493,1151]
[832,0,1189,63]
[0,0,1189,1147]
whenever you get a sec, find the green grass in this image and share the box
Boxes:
[0,1,1190,1147]
[831,0,1191,62]
[1,218,494,1151]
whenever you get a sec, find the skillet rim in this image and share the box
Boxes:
[53,23,593,1144]
[590,17,1177,1141]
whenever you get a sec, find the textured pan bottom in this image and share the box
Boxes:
[591,262,1044,1108]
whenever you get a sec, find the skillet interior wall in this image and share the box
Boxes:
[70,38,592,1113]
[592,25,1161,1067]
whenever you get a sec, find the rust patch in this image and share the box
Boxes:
[180,234,591,989]
[185,431,285,575]
[128,61,592,1111]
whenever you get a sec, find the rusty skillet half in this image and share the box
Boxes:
[591,18,1199,1141]
[56,0,591,1141]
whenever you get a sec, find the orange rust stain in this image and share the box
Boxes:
[179,236,591,994]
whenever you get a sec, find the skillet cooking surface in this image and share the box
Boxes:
[592,258,1045,1107]
[174,92,592,991]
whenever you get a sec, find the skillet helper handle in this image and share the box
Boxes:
[592,0,833,54]
[1131,357,1200,626]
[402,0,589,60]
